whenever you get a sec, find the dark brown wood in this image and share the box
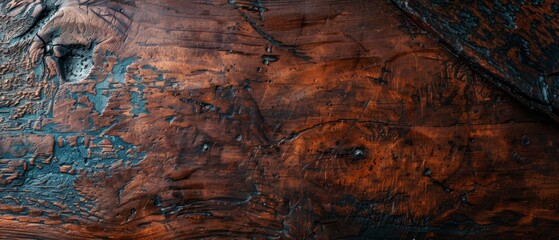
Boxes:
[392,0,559,122]
[1,0,559,239]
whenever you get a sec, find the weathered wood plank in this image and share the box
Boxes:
[392,0,559,122]
[0,0,558,239]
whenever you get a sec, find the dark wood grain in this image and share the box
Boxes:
[1,0,559,239]
[392,0,559,122]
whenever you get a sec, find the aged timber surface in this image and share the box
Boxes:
[0,0,559,239]
[392,0,559,122]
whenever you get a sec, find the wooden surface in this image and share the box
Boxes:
[1,0,559,239]
[392,0,559,122]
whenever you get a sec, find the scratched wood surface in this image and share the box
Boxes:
[1,0,559,239]
[392,0,559,123]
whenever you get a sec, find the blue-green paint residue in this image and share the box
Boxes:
[0,130,146,218]
[113,57,136,84]
[129,72,148,117]
[86,57,136,114]
[87,75,110,114]
[0,55,148,219]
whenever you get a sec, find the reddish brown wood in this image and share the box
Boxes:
[392,0,559,122]
[1,0,559,239]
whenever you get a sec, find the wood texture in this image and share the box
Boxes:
[1,0,559,239]
[392,0,559,122]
